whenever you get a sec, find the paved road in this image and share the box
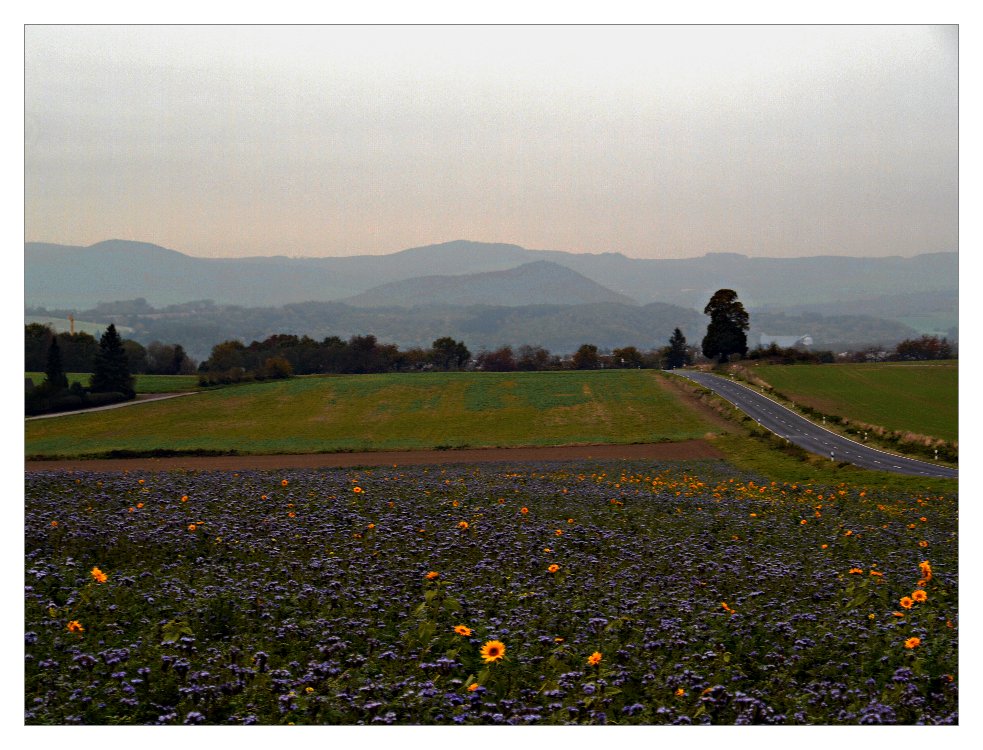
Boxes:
[673,370,957,479]
[25,392,197,421]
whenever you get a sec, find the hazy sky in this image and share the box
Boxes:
[24,24,958,259]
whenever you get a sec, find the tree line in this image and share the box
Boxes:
[26,324,138,415]
[196,330,699,384]
[25,323,196,375]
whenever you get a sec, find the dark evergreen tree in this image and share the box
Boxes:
[43,336,69,392]
[89,324,135,398]
[665,327,691,369]
[25,323,54,371]
[701,289,749,363]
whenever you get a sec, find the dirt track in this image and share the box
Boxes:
[24,440,724,473]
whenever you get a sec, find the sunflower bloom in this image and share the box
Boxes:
[548,564,560,573]
[912,589,927,602]
[467,683,480,692]
[454,624,472,637]
[848,568,864,575]
[425,571,439,580]
[66,620,84,633]
[587,651,602,666]
[904,637,921,649]
[919,540,929,548]
[900,596,914,609]
[281,480,289,486]
[675,688,685,697]
[480,640,506,663]
[919,560,932,580]
[458,521,469,530]
[520,507,529,515]
[90,566,107,584]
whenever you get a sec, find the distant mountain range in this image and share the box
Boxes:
[26,238,957,310]
[25,238,957,358]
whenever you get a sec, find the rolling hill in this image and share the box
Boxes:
[343,261,637,307]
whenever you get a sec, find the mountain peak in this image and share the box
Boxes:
[343,259,637,308]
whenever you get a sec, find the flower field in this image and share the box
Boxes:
[25,461,957,725]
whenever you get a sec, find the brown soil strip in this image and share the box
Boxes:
[25,440,724,473]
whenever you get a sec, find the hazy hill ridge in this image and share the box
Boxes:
[343,261,637,308]
[25,239,957,316]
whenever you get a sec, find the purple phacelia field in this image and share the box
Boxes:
[24,460,957,724]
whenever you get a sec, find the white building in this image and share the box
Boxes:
[759,334,813,348]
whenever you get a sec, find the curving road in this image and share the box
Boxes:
[673,370,957,479]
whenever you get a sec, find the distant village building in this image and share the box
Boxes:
[759,334,813,349]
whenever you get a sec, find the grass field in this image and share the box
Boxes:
[25,370,720,459]
[26,373,201,394]
[747,362,958,442]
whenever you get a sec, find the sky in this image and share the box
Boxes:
[24,24,958,260]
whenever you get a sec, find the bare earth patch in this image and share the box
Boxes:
[24,440,724,472]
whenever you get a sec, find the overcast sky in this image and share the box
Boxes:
[24,24,958,259]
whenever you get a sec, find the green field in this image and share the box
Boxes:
[748,361,958,442]
[26,372,201,394]
[25,370,720,458]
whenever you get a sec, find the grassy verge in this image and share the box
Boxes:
[712,433,957,495]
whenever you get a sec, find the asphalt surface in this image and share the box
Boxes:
[25,392,197,421]
[673,370,957,479]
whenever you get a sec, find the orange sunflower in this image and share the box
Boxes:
[480,640,506,664]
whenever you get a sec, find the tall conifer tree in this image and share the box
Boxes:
[89,324,135,398]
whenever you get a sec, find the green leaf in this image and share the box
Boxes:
[417,621,436,642]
